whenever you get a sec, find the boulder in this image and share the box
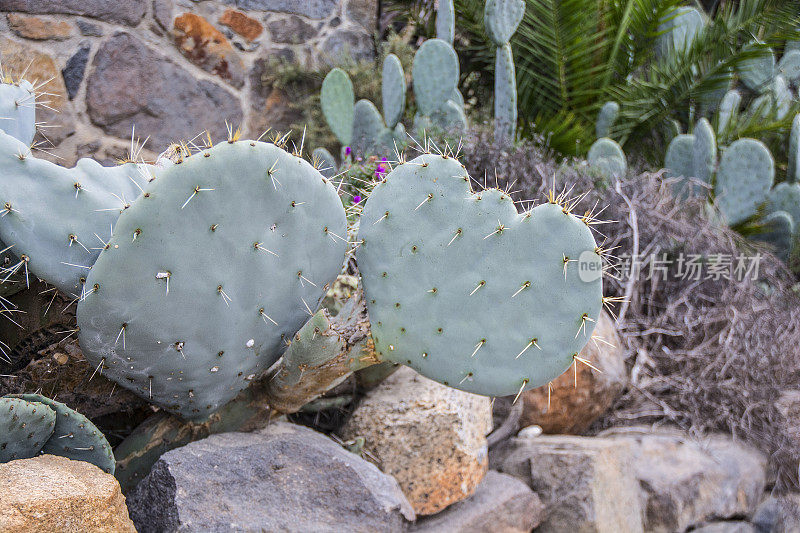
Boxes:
[0,454,135,532]
[127,422,415,532]
[600,426,767,532]
[86,32,243,147]
[0,0,146,26]
[519,310,626,434]
[751,495,800,533]
[341,366,493,516]
[410,470,545,532]
[173,13,245,87]
[223,0,338,19]
[490,434,645,532]
[7,14,73,40]
[219,9,263,41]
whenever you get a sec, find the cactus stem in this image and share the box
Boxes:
[511,281,531,298]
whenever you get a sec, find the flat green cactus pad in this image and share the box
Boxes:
[412,39,459,116]
[12,394,115,474]
[0,397,55,463]
[484,0,525,46]
[321,68,355,146]
[0,80,36,145]
[357,154,603,397]
[77,140,348,421]
[715,138,774,226]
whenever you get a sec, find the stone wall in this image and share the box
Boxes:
[0,0,377,164]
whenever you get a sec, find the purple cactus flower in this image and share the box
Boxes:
[353,195,362,204]
[375,164,386,179]
[344,146,352,156]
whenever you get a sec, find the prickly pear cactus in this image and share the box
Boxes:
[692,118,716,184]
[436,0,455,44]
[382,54,406,130]
[312,147,337,179]
[0,130,152,295]
[12,394,115,474]
[596,102,619,139]
[484,0,525,46]
[0,397,55,463]
[740,47,775,92]
[321,68,355,147]
[352,99,390,158]
[0,79,36,145]
[412,39,460,116]
[77,140,347,421]
[665,134,697,197]
[717,90,741,134]
[715,138,774,226]
[357,154,604,396]
[788,113,800,183]
[494,43,517,145]
[754,210,794,262]
[777,50,800,86]
[587,138,627,179]
[656,7,704,60]
[767,114,800,239]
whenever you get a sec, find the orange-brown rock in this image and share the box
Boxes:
[7,14,72,40]
[219,9,263,41]
[0,455,136,532]
[173,13,244,87]
[342,366,493,515]
[519,310,627,434]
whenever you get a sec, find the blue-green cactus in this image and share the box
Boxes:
[436,0,455,44]
[312,147,337,179]
[740,47,776,92]
[0,130,153,295]
[352,99,387,157]
[717,90,741,134]
[656,7,704,60]
[665,133,697,197]
[753,210,794,262]
[382,54,406,130]
[412,39,460,117]
[692,118,717,184]
[484,0,525,47]
[587,137,627,179]
[357,154,603,397]
[494,43,517,145]
[0,79,36,146]
[77,140,348,421]
[777,50,800,86]
[715,138,774,225]
[0,396,55,463]
[321,68,355,147]
[11,394,115,474]
[596,102,619,140]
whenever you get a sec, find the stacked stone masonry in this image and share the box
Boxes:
[0,0,377,164]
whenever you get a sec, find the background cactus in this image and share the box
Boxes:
[76,139,348,421]
[0,396,56,463]
[357,153,604,397]
[436,0,455,45]
[0,79,36,146]
[11,394,115,474]
[484,0,524,144]
[587,136,627,179]
[655,6,704,60]
[596,102,619,140]
[715,138,775,226]
[740,47,776,93]
[321,68,355,148]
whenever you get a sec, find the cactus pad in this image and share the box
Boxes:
[484,0,525,46]
[321,68,355,146]
[382,54,406,129]
[587,138,627,179]
[665,134,698,198]
[0,130,152,294]
[715,138,774,226]
[12,394,115,474]
[494,42,517,144]
[777,50,800,86]
[312,147,337,179]
[0,80,36,145]
[789,113,800,184]
[77,140,348,421]
[0,397,55,463]
[357,154,603,396]
[754,210,794,262]
[596,102,619,139]
[352,99,389,157]
[692,118,716,184]
[717,90,741,134]
[740,47,775,92]
[656,7,703,59]
[412,39,459,116]
[436,0,455,44]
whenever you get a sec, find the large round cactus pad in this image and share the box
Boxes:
[357,154,603,397]
[77,140,347,420]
